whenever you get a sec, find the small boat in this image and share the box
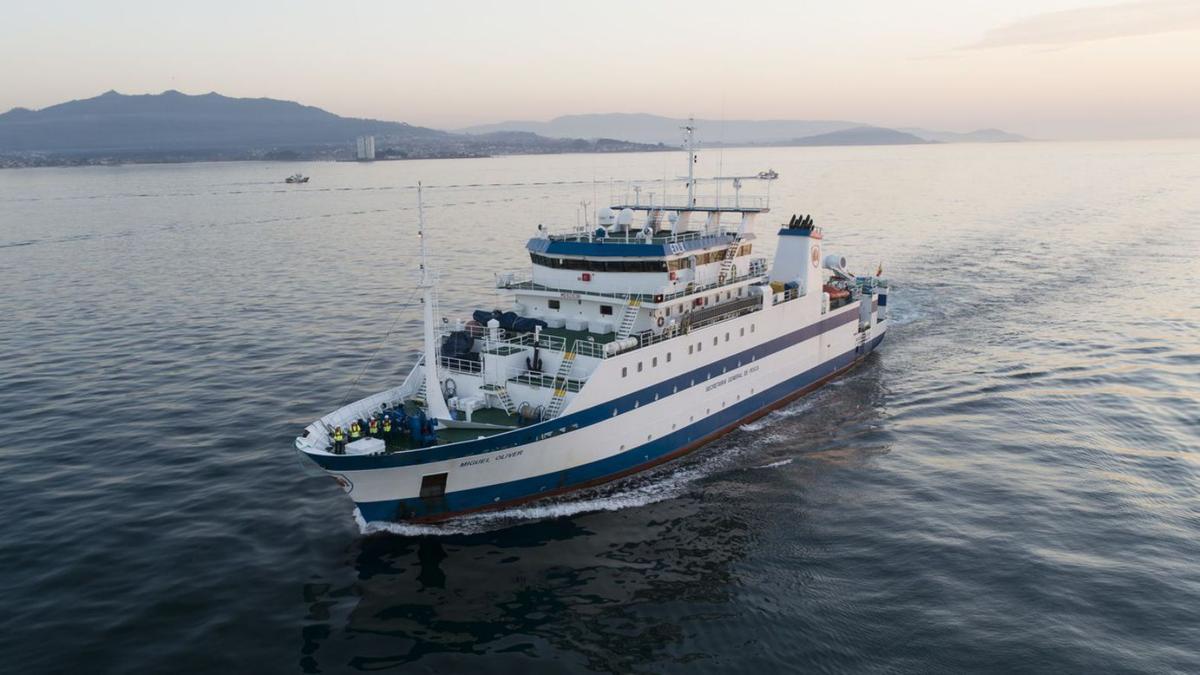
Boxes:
[285,173,309,184]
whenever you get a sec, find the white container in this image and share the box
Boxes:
[546,316,566,328]
[345,437,385,455]
[590,320,614,335]
[565,318,588,332]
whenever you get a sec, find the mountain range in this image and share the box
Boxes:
[0,91,659,164]
[0,91,1026,167]
[459,113,1026,145]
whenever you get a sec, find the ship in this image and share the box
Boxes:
[285,173,309,184]
[294,123,890,524]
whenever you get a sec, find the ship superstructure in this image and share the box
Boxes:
[295,124,889,523]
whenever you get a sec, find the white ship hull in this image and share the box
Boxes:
[302,297,886,523]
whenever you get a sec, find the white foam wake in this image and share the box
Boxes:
[754,458,794,469]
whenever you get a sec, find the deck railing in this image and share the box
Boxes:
[496,261,769,305]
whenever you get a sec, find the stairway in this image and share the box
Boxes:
[495,386,515,415]
[718,237,742,282]
[414,380,427,403]
[616,298,642,339]
[543,352,576,419]
[478,383,516,415]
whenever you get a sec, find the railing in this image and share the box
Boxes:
[576,294,767,360]
[496,261,769,305]
[444,323,568,353]
[544,228,739,246]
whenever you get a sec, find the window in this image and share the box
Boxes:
[600,304,613,316]
[652,357,658,367]
[740,327,745,337]
[713,337,718,346]
[697,343,702,352]
[750,324,756,333]
[665,306,671,317]
[725,332,730,342]
[637,362,643,372]
[621,366,627,377]
[666,353,672,363]
[549,299,560,310]
[419,473,448,500]
[688,345,694,355]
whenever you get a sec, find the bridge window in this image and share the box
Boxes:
[600,304,613,315]
[530,252,669,273]
[549,299,560,310]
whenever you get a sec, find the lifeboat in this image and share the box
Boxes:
[823,284,850,300]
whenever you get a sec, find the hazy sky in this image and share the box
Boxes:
[2,0,1198,139]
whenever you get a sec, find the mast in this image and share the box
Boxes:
[683,117,696,207]
[417,182,452,421]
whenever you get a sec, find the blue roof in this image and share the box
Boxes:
[527,233,738,258]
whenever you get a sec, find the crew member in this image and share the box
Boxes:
[349,420,362,440]
[368,416,379,438]
[382,416,392,442]
[331,426,346,454]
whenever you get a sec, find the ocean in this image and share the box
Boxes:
[1,140,1198,673]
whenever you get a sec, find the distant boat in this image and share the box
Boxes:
[285,173,309,184]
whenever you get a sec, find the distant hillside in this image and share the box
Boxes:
[788,126,932,146]
[460,112,1025,147]
[459,113,861,145]
[0,90,447,153]
[900,127,1027,143]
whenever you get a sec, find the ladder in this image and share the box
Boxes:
[495,385,515,415]
[718,237,742,282]
[478,383,515,415]
[414,380,427,403]
[616,298,642,339]
[543,352,576,419]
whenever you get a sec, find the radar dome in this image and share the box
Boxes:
[597,207,615,227]
[616,208,635,230]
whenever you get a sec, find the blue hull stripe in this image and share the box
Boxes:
[310,306,865,472]
[355,332,885,522]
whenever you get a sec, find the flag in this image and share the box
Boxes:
[875,262,883,277]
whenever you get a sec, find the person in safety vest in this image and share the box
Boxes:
[382,416,392,441]
[368,416,379,437]
[350,421,362,440]
[332,426,346,454]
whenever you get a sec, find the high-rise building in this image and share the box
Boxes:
[356,135,376,161]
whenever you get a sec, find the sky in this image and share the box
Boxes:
[1,0,1198,139]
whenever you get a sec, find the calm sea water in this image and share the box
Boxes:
[1,141,1198,673]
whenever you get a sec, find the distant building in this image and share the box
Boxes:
[356,135,376,161]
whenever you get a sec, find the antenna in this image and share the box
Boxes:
[417,182,430,288]
[682,117,697,207]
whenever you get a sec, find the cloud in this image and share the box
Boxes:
[965,0,1200,49]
